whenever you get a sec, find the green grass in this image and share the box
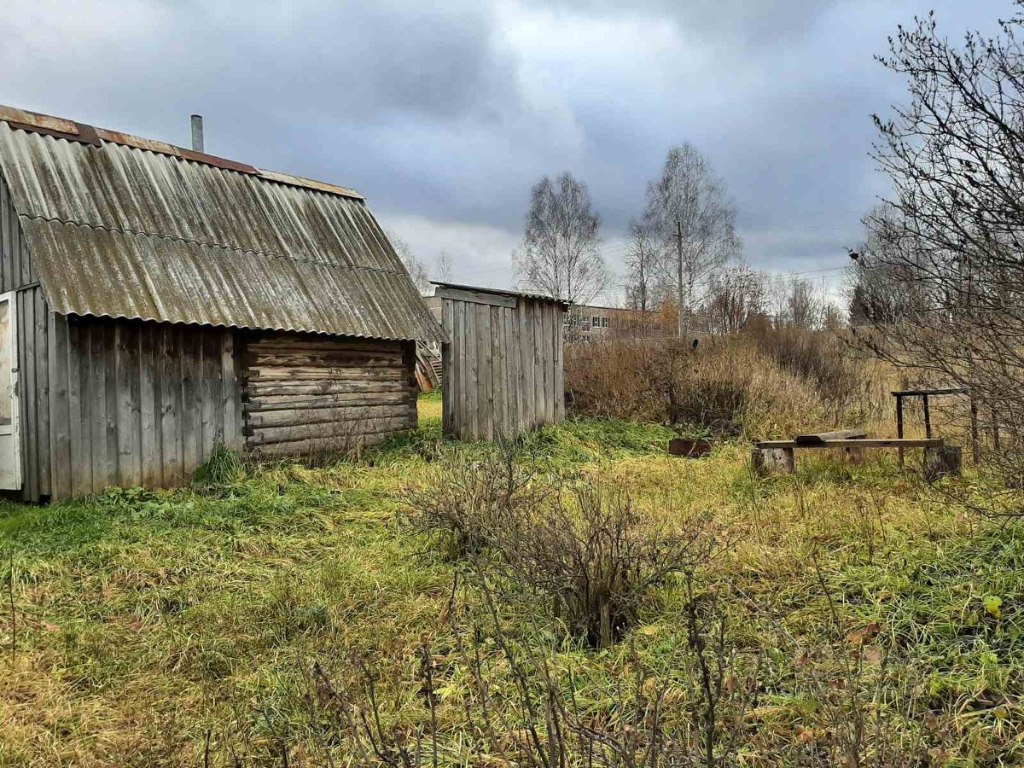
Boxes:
[0,399,1022,765]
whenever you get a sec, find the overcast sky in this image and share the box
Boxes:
[0,0,1009,304]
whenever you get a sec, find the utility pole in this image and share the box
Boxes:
[676,219,684,337]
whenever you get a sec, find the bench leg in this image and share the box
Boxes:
[752,447,795,476]
[924,445,962,482]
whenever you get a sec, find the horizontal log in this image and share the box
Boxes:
[245,404,413,429]
[246,416,417,445]
[246,365,406,381]
[244,392,413,411]
[246,339,404,355]
[245,354,404,368]
[251,430,399,456]
[756,438,945,450]
[245,379,411,397]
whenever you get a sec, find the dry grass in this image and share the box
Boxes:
[0,398,1021,765]
[565,330,895,439]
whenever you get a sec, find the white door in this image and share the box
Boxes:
[0,292,20,490]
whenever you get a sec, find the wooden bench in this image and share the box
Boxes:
[752,432,961,480]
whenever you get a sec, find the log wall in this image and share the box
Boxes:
[439,288,565,441]
[240,333,418,455]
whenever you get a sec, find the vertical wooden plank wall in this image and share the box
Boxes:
[46,316,243,501]
[440,291,565,441]
[1,172,51,501]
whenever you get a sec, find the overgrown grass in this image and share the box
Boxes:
[0,398,1021,765]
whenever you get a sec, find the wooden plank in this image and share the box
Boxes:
[201,330,221,460]
[477,302,492,440]
[47,312,71,500]
[441,298,454,435]
[466,300,479,439]
[139,323,162,488]
[102,323,119,489]
[87,322,108,493]
[245,380,408,397]
[457,300,469,439]
[794,429,868,445]
[19,291,36,500]
[221,332,241,450]
[433,286,518,309]
[115,324,142,487]
[159,325,182,486]
[491,305,504,439]
[32,291,50,496]
[0,178,10,292]
[180,328,201,475]
[554,306,565,423]
[518,298,532,431]
[756,438,944,449]
[534,303,546,427]
[68,319,90,497]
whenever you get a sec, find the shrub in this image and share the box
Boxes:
[490,482,718,649]
[406,440,549,560]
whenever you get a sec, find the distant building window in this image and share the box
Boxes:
[592,316,601,326]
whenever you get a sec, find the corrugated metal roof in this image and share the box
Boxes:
[0,109,444,343]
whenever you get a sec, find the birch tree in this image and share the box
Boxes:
[514,173,607,304]
[643,145,740,335]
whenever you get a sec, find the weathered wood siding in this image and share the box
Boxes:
[440,289,565,441]
[47,316,243,500]
[240,333,418,455]
[1,171,51,501]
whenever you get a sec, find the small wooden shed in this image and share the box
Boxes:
[0,104,444,501]
[434,283,567,441]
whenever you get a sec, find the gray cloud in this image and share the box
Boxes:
[0,0,1014,302]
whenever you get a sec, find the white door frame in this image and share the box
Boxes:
[0,290,21,491]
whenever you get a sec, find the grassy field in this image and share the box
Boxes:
[1,393,1022,766]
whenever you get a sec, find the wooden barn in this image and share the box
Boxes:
[0,105,444,502]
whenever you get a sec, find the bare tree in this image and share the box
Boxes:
[776,277,822,329]
[387,230,431,293]
[435,252,454,283]
[862,6,1024,497]
[643,144,741,336]
[623,219,662,313]
[704,264,768,334]
[513,173,608,304]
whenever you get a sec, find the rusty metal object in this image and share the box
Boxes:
[668,437,714,458]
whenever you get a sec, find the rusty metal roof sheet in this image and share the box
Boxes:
[0,110,443,342]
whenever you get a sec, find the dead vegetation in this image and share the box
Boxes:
[564,329,891,438]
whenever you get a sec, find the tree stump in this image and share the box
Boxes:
[924,445,962,482]
[752,447,795,476]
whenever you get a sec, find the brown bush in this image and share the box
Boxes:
[565,329,890,438]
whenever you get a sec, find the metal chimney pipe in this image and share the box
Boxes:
[190,114,204,153]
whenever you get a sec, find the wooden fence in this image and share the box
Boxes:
[437,285,566,441]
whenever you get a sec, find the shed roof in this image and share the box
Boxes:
[0,105,444,343]
[430,281,571,306]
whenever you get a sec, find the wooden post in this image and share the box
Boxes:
[895,394,905,467]
[969,398,980,464]
[751,447,795,476]
[922,394,932,438]
[924,445,962,482]
[993,407,1001,452]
